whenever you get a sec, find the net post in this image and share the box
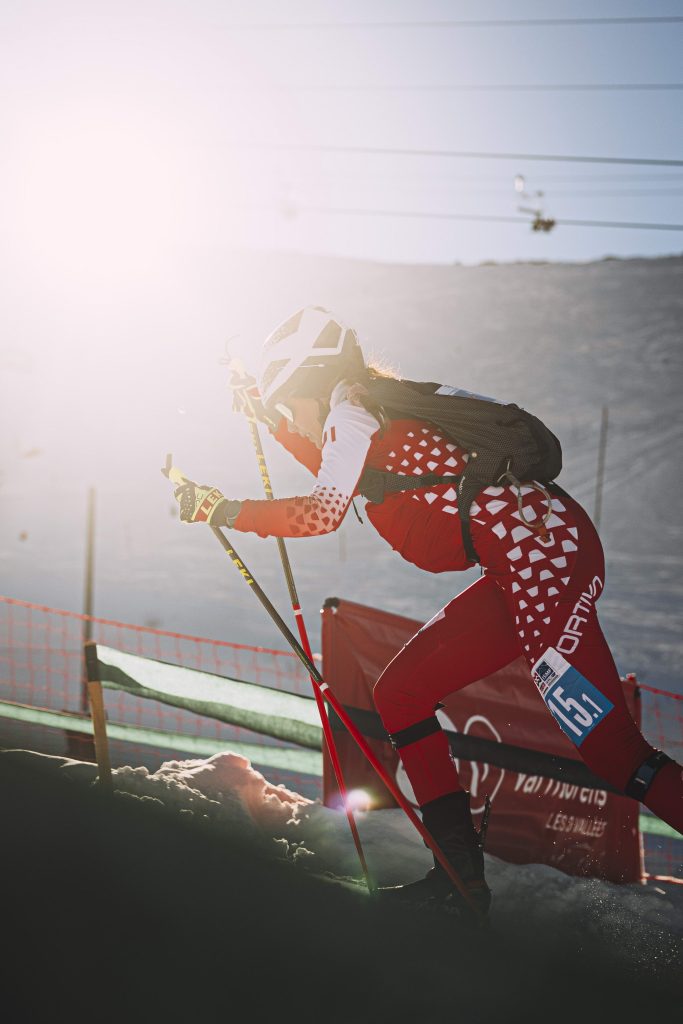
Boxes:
[593,405,609,531]
[84,641,113,792]
[81,486,96,709]
[68,487,98,762]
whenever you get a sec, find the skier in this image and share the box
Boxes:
[173,306,683,915]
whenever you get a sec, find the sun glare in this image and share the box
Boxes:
[13,112,193,290]
[345,788,372,812]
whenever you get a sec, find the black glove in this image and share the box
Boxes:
[173,480,241,527]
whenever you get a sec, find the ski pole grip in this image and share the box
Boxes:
[162,453,189,486]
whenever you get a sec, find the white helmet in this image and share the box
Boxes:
[259,306,362,408]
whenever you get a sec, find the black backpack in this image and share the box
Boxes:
[357,377,563,563]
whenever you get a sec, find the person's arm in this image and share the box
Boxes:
[233,402,379,538]
[269,418,323,476]
[229,371,323,476]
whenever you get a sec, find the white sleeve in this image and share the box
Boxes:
[233,399,379,538]
[315,401,379,501]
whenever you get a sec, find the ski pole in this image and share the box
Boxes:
[233,386,374,893]
[163,456,479,915]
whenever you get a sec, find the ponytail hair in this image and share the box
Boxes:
[342,359,398,437]
[293,349,397,437]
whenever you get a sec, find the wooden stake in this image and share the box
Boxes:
[81,487,96,712]
[84,641,113,792]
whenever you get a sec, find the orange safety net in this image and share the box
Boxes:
[0,595,321,799]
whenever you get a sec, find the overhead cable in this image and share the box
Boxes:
[218,16,683,31]
[251,83,683,93]
[240,143,683,168]
[287,204,683,232]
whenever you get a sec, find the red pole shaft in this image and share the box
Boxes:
[207,520,477,915]
[239,397,374,891]
[292,603,373,889]
[312,665,477,912]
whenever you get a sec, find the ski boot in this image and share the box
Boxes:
[378,791,491,919]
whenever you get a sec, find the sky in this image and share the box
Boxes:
[1,0,682,278]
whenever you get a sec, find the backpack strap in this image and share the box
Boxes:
[357,467,462,504]
[357,464,554,566]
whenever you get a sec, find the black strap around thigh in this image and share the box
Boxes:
[388,714,441,751]
[624,750,672,800]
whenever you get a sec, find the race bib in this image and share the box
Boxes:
[532,647,613,747]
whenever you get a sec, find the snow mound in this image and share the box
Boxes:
[111,751,313,840]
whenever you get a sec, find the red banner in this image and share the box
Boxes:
[321,597,641,883]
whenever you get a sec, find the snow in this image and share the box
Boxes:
[5,747,680,975]
[114,751,313,835]
[110,753,683,958]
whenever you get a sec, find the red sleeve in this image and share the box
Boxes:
[234,493,342,539]
[270,419,322,476]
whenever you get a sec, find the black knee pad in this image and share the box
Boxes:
[624,750,672,800]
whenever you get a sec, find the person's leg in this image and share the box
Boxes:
[373,572,522,807]
[373,574,522,912]
[495,490,683,835]
[554,614,682,832]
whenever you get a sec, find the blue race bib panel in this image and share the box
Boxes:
[532,647,614,747]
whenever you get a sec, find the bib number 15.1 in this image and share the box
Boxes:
[532,647,614,747]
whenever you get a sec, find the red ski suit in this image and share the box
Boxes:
[233,384,683,832]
